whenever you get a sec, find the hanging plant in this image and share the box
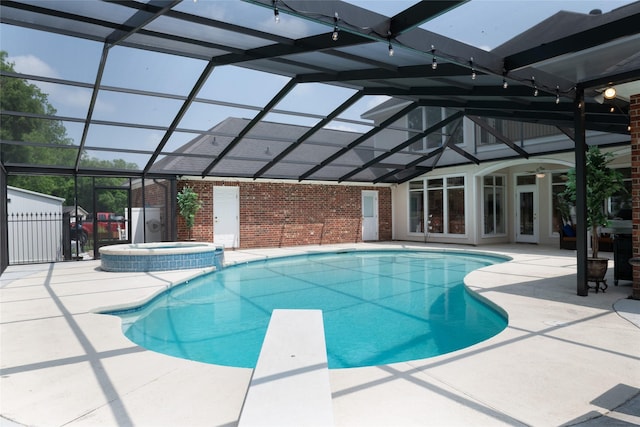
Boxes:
[177,185,202,240]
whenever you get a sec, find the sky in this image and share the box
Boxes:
[0,0,635,165]
[354,0,633,50]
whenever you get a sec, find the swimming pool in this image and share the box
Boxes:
[108,250,508,369]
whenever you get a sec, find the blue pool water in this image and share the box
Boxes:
[109,250,508,369]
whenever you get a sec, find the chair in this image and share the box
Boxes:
[559,224,576,250]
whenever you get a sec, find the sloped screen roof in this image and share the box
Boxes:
[1,0,638,183]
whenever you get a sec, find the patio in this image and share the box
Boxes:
[1,242,638,426]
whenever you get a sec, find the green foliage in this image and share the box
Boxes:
[561,146,626,258]
[2,50,138,212]
[177,186,202,238]
[556,192,573,226]
[1,51,75,166]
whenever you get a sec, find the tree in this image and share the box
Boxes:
[561,146,626,259]
[75,159,138,214]
[2,50,138,212]
[177,185,202,240]
[2,50,76,201]
[1,51,75,167]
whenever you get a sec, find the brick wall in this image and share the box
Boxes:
[176,181,392,248]
[131,179,175,241]
[132,179,171,208]
[177,181,212,242]
[631,94,640,299]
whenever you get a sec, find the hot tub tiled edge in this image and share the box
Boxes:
[99,242,224,272]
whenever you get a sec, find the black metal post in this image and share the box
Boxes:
[171,179,178,242]
[141,176,146,243]
[1,166,9,273]
[575,87,588,296]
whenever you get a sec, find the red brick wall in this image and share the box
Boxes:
[177,181,392,248]
[132,179,175,241]
[631,94,640,299]
[177,181,213,241]
[132,179,170,208]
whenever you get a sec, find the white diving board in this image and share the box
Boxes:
[238,309,334,427]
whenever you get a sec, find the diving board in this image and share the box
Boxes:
[238,309,334,427]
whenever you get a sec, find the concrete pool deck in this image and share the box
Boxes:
[1,242,638,426]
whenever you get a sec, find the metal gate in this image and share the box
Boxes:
[7,212,65,264]
[91,186,131,259]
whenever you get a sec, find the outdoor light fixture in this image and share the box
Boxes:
[431,45,437,70]
[470,57,476,80]
[331,13,339,41]
[273,0,280,23]
[502,77,508,89]
[532,77,538,96]
[555,86,560,104]
[603,86,617,99]
[388,40,394,56]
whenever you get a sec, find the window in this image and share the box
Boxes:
[409,181,424,233]
[475,118,562,146]
[483,176,505,235]
[552,172,569,232]
[516,174,536,186]
[609,167,631,217]
[446,177,465,234]
[427,178,444,233]
[408,107,462,152]
[409,176,465,235]
[475,118,505,145]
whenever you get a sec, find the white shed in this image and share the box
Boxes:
[7,186,66,264]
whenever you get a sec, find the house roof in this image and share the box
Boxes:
[7,186,66,204]
[1,0,638,183]
[151,117,371,181]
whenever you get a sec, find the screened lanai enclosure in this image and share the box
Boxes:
[1,1,639,294]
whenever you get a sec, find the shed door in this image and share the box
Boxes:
[214,186,239,248]
[362,190,379,241]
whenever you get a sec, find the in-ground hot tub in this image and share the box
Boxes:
[99,242,224,272]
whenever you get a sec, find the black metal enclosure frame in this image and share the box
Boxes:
[1,0,639,292]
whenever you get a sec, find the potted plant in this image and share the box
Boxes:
[556,193,576,250]
[561,146,626,284]
[177,185,202,240]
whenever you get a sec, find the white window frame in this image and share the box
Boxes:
[481,174,507,237]
[407,107,462,152]
[407,175,467,237]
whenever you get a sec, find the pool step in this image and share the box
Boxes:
[238,309,334,427]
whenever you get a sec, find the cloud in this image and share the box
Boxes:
[8,54,115,116]
[8,54,58,78]
[36,81,116,117]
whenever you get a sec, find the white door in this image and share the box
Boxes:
[213,186,239,248]
[362,190,379,241]
[516,184,538,243]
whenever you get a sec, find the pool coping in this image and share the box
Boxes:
[1,242,639,426]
